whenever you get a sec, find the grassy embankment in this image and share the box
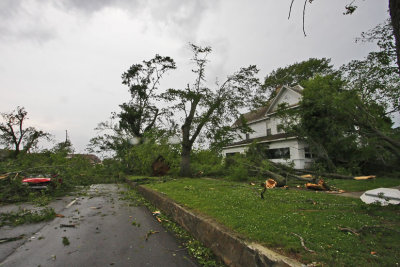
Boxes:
[132,177,400,266]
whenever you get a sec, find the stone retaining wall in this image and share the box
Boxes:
[127,180,302,267]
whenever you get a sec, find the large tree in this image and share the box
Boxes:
[118,55,176,140]
[162,44,260,177]
[277,75,399,173]
[261,58,333,101]
[0,107,50,157]
[88,55,176,157]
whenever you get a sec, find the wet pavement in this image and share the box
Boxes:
[0,184,198,267]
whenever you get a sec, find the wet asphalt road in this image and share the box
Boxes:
[0,184,198,267]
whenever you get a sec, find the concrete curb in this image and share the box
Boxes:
[126,179,302,267]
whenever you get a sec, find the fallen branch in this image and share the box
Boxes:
[60,224,76,228]
[1,164,71,177]
[145,230,159,241]
[338,227,360,236]
[339,225,400,235]
[294,169,354,180]
[0,235,24,244]
[292,233,315,253]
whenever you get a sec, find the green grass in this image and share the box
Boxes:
[146,178,400,266]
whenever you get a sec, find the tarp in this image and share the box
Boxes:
[360,188,400,206]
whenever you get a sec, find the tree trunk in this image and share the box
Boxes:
[389,0,400,74]
[294,169,354,180]
[179,144,192,177]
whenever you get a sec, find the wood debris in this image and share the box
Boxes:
[354,175,376,180]
[145,230,159,241]
[292,233,315,253]
[305,179,330,191]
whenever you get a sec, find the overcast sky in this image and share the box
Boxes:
[0,0,390,153]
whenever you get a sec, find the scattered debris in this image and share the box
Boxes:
[132,221,141,227]
[339,225,400,235]
[152,211,161,216]
[66,198,78,208]
[292,233,315,253]
[60,224,76,228]
[62,237,70,246]
[145,230,159,241]
[90,206,102,209]
[55,214,65,218]
[305,179,330,191]
[338,227,360,236]
[260,179,277,199]
[0,235,24,244]
[354,175,376,180]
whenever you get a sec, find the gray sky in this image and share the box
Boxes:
[0,0,390,153]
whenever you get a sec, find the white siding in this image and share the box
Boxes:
[223,85,313,169]
[271,89,301,112]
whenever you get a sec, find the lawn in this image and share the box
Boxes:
[145,178,400,266]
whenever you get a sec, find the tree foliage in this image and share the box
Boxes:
[0,107,50,157]
[277,75,399,174]
[161,44,260,176]
[341,20,400,114]
[118,55,176,139]
[88,55,176,160]
[261,58,334,102]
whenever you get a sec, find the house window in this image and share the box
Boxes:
[246,133,250,140]
[266,147,290,159]
[304,147,314,158]
[277,124,284,133]
[266,128,271,136]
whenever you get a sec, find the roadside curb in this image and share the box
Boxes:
[125,179,302,267]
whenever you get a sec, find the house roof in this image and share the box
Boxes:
[233,85,303,127]
[224,133,293,148]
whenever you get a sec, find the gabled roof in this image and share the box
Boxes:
[232,105,271,127]
[233,85,303,126]
[264,85,303,114]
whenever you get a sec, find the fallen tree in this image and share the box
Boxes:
[242,161,314,186]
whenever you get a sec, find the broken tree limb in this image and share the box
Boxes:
[294,169,355,180]
[0,164,70,177]
[244,161,314,184]
[0,235,25,244]
[266,161,315,182]
[292,233,315,253]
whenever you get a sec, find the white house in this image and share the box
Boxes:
[222,85,313,169]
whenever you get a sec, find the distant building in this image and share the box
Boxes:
[222,85,313,169]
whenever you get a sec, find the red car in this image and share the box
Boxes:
[22,174,62,189]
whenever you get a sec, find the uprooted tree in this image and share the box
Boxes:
[161,44,260,177]
[276,74,399,174]
[0,107,51,157]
